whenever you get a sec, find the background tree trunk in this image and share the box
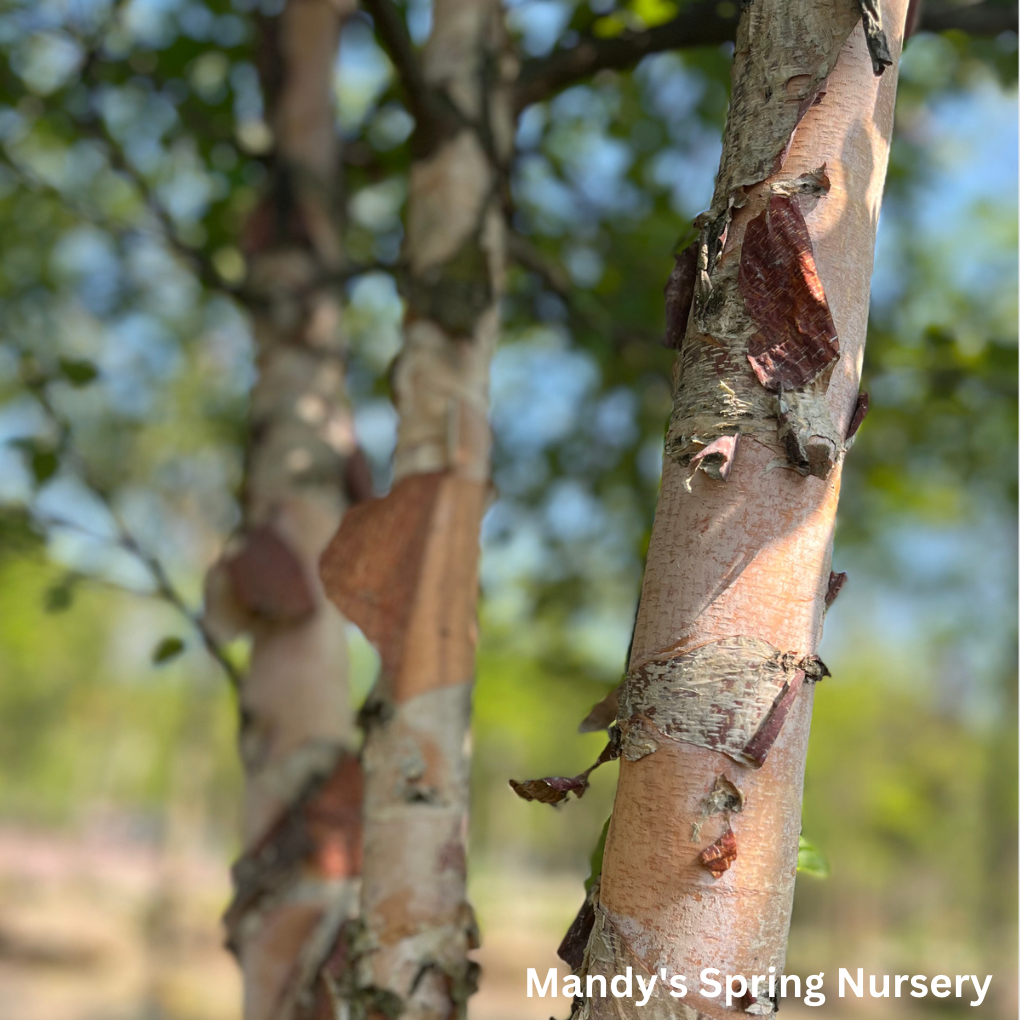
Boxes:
[204,2,364,1017]
[319,0,514,1016]
[578,1,910,1016]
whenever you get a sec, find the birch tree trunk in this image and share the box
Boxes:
[204,2,364,1017]
[573,1,910,1016]
[319,0,513,1016]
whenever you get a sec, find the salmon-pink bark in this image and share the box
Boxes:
[572,1,911,1017]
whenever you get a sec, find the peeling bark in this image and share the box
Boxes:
[575,0,910,1015]
[203,2,363,1018]
[318,1,513,1016]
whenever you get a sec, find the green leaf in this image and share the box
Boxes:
[57,358,99,387]
[43,582,73,613]
[152,636,186,665]
[30,449,59,485]
[585,815,612,893]
[631,0,678,29]
[797,835,830,878]
[592,14,627,37]
[9,438,60,485]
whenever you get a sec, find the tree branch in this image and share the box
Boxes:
[359,0,459,151]
[919,0,1018,35]
[17,362,243,690]
[515,0,1018,111]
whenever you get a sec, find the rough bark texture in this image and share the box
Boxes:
[575,1,910,1017]
[203,2,363,1018]
[319,1,513,1017]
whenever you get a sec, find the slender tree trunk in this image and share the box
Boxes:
[204,2,365,1017]
[319,1,513,1017]
[575,2,909,1016]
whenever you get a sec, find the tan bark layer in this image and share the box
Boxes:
[203,2,364,1018]
[581,1,909,1016]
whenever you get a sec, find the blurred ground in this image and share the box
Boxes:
[0,825,239,1020]
[1,825,1013,1020]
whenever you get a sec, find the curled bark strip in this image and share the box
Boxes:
[740,670,805,767]
[619,639,826,768]
[770,165,831,197]
[825,570,848,609]
[688,433,740,482]
[510,728,621,805]
[663,243,698,350]
[225,524,317,623]
[858,0,894,75]
[692,774,744,842]
[740,195,840,393]
[704,774,744,815]
[845,390,869,445]
[579,686,620,733]
[698,827,737,878]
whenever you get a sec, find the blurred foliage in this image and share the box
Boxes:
[0,0,1014,1004]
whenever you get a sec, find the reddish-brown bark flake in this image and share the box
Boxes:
[825,570,848,609]
[846,390,870,441]
[225,524,316,623]
[739,194,839,392]
[664,243,698,350]
[223,753,363,951]
[699,827,738,878]
[558,895,597,969]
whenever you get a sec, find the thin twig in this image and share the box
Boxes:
[515,0,1019,111]
[19,364,243,690]
[359,0,460,152]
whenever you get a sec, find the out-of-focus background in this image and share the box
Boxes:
[0,0,1016,1018]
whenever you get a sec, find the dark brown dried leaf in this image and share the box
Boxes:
[579,687,620,733]
[509,775,590,804]
[510,729,621,805]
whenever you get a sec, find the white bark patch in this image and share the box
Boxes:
[392,317,495,481]
[406,131,492,275]
[359,684,479,1018]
